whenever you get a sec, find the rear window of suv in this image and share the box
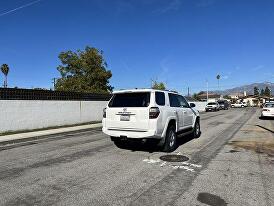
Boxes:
[265,103,274,108]
[208,102,217,105]
[109,92,150,107]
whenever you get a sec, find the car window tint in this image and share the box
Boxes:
[177,95,189,108]
[168,93,180,107]
[155,92,165,106]
[109,92,150,107]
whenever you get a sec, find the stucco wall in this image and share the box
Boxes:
[0,100,108,133]
[0,100,207,133]
[189,101,207,112]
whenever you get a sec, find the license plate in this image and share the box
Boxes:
[120,115,130,121]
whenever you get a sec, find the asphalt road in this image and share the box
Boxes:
[0,107,273,206]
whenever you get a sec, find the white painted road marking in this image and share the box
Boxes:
[143,159,161,164]
[143,158,202,172]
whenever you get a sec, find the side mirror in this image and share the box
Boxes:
[190,103,196,108]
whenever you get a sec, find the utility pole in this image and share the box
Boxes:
[206,80,209,102]
[187,87,190,97]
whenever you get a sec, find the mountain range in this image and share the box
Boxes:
[211,82,274,95]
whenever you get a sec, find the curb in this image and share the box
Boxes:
[0,123,102,146]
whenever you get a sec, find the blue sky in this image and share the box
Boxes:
[0,0,274,94]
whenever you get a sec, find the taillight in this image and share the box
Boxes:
[149,107,160,119]
[103,108,106,118]
[263,109,270,112]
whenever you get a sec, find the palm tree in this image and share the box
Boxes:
[1,64,9,88]
[216,74,221,90]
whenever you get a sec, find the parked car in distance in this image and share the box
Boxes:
[231,102,245,108]
[205,102,220,112]
[102,89,201,152]
[242,102,248,107]
[217,100,229,110]
[260,102,274,118]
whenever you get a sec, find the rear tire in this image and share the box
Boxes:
[162,125,177,152]
[113,139,127,148]
[111,137,127,148]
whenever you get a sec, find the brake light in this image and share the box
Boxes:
[149,107,160,119]
[263,109,270,112]
[103,108,106,118]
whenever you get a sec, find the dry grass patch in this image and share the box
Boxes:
[229,140,274,157]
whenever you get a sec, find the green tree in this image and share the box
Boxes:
[254,86,259,96]
[1,64,9,88]
[193,93,200,100]
[260,88,265,96]
[55,46,112,93]
[265,86,271,97]
[223,95,230,99]
[152,81,166,90]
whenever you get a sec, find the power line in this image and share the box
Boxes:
[170,80,274,90]
[0,0,43,17]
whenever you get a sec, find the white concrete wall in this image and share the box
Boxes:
[0,100,108,133]
[0,100,207,133]
[189,101,207,112]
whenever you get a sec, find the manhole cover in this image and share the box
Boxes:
[159,155,189,162]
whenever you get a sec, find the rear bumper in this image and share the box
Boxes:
[206,107,216,111]
[102,127,160,139]
[261,112,274,117]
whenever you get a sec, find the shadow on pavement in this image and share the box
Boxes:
[113,134,197,153]
[256,125,274,133]
[259,116,274,120]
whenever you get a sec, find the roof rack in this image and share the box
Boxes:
[164,89,178,93]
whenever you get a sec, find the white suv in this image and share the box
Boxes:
[102,89,200,152]
[205,102,220,112]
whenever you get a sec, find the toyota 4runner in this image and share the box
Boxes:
[102,89,201,152]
